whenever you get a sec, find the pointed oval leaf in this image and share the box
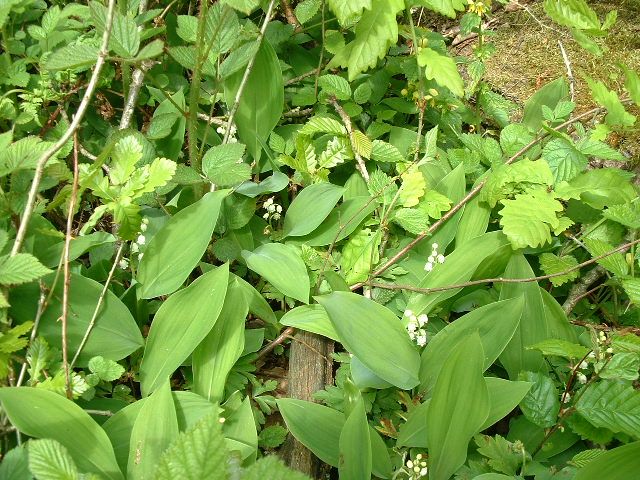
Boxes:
[427,334,489,480]
[137,190,228,299]
[283,183,345,237]
[276,398,344,467]
[338,398,372,480]
[574,441,640,480]
[280,304,339,341]
[0,387,123,480]
[140,265,229,396]
[316,292,420,389]
[242,243,309,304]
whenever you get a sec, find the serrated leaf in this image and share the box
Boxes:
[318,137,347,169]
[576,380,640,438]
[577,138,625,161]
[298,116,346,136]
[543,0,601,30]
[317,74,351,100]
[88,356,124,382]
[414,0,466,18]
[603,202,640,229]
[371,140,403,162]
[574,442,640,480]
[543,138,588,183]
[623,65,640,106]
[518,371,560,428]
[326,0,371,25]
[570,448,607,468]
[220,0,259,15]
[622,278,640,305]
[337,0,403,81]
[599,353,640,381]
[417,47,464,97]
[584,238,628,277]
[43,43,99,71]
[398,169,426,208]
[539,253,579,286]
[0,254,51,285]
[340,228,381,284]
[153,413,227,479]
[499,189,563,249]
[90,2,139,58]
[555,168,636,209]
[202,143,251,187]
[586,77,635,127]
[28,439,80,480]
[135,39,165,61]
[481,159,554,207]
[351,130,372,159]
[393,208,429,235]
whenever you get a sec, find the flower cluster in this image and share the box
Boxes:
[119,217,149,269]
[424,243,445,272]
[406,454,428,479]
[215,123,238,143]
[262,197,282,221]
[405,309,428,347]
[467,0,488,16]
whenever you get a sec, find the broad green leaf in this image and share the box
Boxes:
[623,65,640,106]
[28,439,79,480]
[576,380,640,438]
[338,398,371,480]
[584,238,628,277]
[371,140,404,162]
[279,305,339,341]
[334,0,403,81]
[622,278,640,306]
[317,74,351,101]
[299,116,347,136]
[17,272,144,366]
[419,297,524,391]
[283,183,345,237]
[140,265,230,396]
[276,398,344,466]
[350,356,393,389]
[235,171,289,198]
[316,292,420,389]
[539,253,580,286]
[295,196,376,246]
[0,254,51,285]
[202,143,250,187]
[414,0,466,18]
[417,48,464,97]
[528,339,589,360]
[481,377,532,430]
[135,39,165,61]
[599,353,640,381]
[543,0,601,30]
[427,334,489,480]
[397,169,426,208]
[518,371,560,428]
[88,356,125,382]
[90,1,139,58]
[543,138,588,183]
[352,130,372,159]
[224,40,283,162]
[137,190,228,299]
[574,441,640,480]
[555,168,636,210]
[0,445,29,480]
[407,232,512,315]
[499,188,564,249]
[603,202,640,229]
[242,243,310,304]
[192,278,248,402]
[586,77,635,127]
[522,77,569,131]
[128,382,179,480]
[0,388,122,479]
[326,0,371,25]
[220,0,259,15]
[43,43,99,71]
[340,227,381,284]
[39,232,115,268]
[153,413,227,480]
[499,123,535,159]
[499,254,578,379]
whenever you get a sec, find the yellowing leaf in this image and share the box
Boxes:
[398,169,426,208]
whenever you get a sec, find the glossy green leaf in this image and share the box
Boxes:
[192,277,248,402]
[32,273,143,366]
[27,439,79,480]
[283,183,345,237]
[407,232,512,315]
[499,254,578,379]
[417,47,464,97]
[242,243,310,303]
[137,190,228,299]
[127,382,179,480]
[427,334,489,480]
[576,380,640,437]
[339,397,371,480]
[0,387,122,479]
[419,297,524,391]
[279,304,339,341]
[482,377,532,430]
[140,265,229,396]
[224,40,283,161]
[276,398,344,466]
[574,441,640,480]
[316,292,420,389]
[518,371,560,428]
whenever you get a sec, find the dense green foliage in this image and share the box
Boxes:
[1,0,640,478]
